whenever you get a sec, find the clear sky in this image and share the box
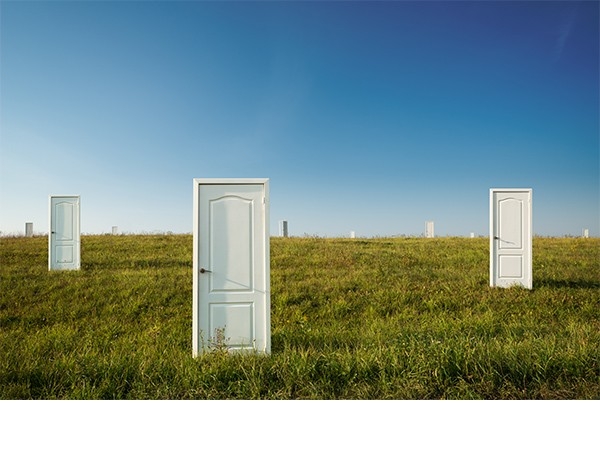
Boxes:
[1,0,598,237]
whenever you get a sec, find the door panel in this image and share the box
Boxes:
[490,189,532,288]
[56,202,74,241]
[499,255,523,278]
[209,303,255,348]
[498,199,523,249]
[193,180,270,355]
[49,196,80,271]
[56,245,74,264]
[209,195,254,292]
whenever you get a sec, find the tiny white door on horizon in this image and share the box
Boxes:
[49,196,81,271]
[490,189,532,289]
[192,179,270,355]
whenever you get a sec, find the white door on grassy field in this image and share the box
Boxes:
[192,179,270,355]
[425,221,434,238]
[490,189,532,289]
[49,196,81,271]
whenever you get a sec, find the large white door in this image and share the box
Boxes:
[490,189,532,289]
[49,196,81,271]
[192,179,270,355]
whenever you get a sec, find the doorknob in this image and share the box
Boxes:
[200,267,211,274]
[493,236,499,240]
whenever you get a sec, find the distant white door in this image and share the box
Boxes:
[192,179,270,355]
[490,189,532,289]
[49,196,81,270]
[426,221,434,238]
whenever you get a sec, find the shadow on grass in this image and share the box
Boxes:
[82,258,190,272]
[536,279,600,290]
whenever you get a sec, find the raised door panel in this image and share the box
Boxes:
[498,198,523,250]
[55,202,74,241]
[209,196,254,292]
[209,303,255,348]
[499,255,523,279]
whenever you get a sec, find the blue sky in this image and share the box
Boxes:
[1,0,598,237]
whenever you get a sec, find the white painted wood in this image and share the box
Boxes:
[193,179,270,355]
[470,232,475,238]
[490,189,532,289]
[25,222,33,237]
[583,228,589,238]
[425,221,434,238]
[49,196,81,271]
[112,226,118,235]
[350,231,355,239]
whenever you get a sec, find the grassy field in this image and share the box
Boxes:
[0,234,598,399]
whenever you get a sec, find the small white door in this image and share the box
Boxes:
[425,221,434,238]
[192,179,270,355]
[49,196,81,271]
[490,189,532,289]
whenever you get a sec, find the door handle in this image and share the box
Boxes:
[493,236,499,240]
[199,267,211,274]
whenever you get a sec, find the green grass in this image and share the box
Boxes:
[1,234,598,399]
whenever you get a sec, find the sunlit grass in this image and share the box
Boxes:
[1,234,598,399]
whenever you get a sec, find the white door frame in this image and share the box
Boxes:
[48,195,81,271]
[192,178,270,356]
[489,188,532,289]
